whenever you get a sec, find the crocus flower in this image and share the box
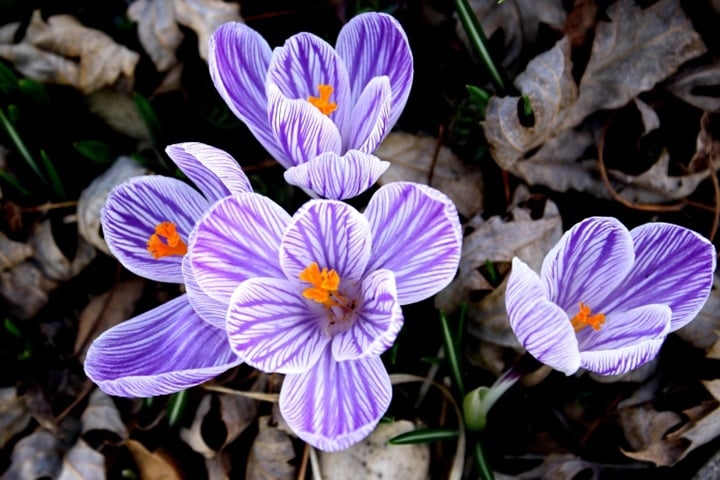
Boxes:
[506,216,716,376]
[209,12,413,200]
[84,142,252,397]
[188,182,462,450]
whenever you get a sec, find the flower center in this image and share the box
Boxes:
[308,84,337,116]
[147,221,187,259]
[570,302,605,332]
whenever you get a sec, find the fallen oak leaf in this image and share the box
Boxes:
[245,415,296,480]
[127,0,183,72]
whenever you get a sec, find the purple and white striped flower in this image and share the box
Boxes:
[506,217,716,376]
[209,12,413,200]
[188,182,462,451]
[84,142,251,397]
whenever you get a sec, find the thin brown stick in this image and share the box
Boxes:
[22,200,78,213]
[297,442,311,480]
[428,125,444,186]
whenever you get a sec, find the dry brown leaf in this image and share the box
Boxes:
[245,415,296,480]
[126,439,182,480]
[675,273,720,350]
[0,232,33,270]
[0,262,58,319]
[173,0,241,61]
[74,278,146,362]
[85,91,153,140]
[376,132,484,218]
[0,387,32,450]
[463,0,566,73]
[562,0,706,129]
[0,10,139,93]
[57,439,104,480]
[81,389,128,445]
[77,156,149,255]
[319,420,430,480]
[127,0,183,72]
[666,56,720,112]
[31,219,96,282]
[4,430,62,480]
[618,404,683,451]
[512,453,598,480]
[688,112,720,173]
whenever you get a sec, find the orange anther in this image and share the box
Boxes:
[570,302,606,332]
[147,221,187,259]
[308,84,337,115]
[299,262,345,308]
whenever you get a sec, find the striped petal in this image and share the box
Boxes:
[346,75,392,153]
[541,217,635,312]
[166,142,252,203]
[364,182,462,305]
[209,23,290,166]
[336,12,413,127]
[267,84,342,167]
[189,193,290,303]
[182,255,227,329]
[506,258,580,376]
[332,269,403,361]
[279,347,391,451]
[101,176,208,283]
[84,295,242,397]
[267,32,352,135]
[601,223,716,331]
[226,277,328,374]
[280,200,371,283]
[283,150,389,200]
[579,304,671,375]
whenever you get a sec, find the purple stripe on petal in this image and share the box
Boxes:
[182,255,227,329]
[283,150,389,200]
[346,76,392,152]
[580,337,667,376]
[541,217,635,312]
[267,85,343,167]
[226,278,328,374]
[336,12,413,128]
[101,176,208,283]
[506,258,581,375]
[84,295,242,398]
[280,200,372,283]
[279,348,391,451]
[209,23,290,166]
[189,193,290,303]
[577,304,671,351]
[364,182,462,305]
[332,269,403,361]
[601,223,716,331]
[166,142,252,203]
[267,32,352,134]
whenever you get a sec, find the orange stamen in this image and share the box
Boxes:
[299,262,345,308]
[570,302,605,332]
[147,221,187,259]
[308,84,337,115]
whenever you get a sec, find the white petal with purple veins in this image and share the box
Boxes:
[84,295,242,398]
[279,347,392,451]
[601,223,716,331]
[189,193,290,303]
[101,176,208,283]
[336,12,413,127]
[226,277,328,374]
[577,303,671,352]
[280,200,372,282]
[283,150,389,200]
[332,269,403,361]
[166,142,252,203]
[267,85,342,167]
[506,258,581,375]
[541,217,635,312]
[364,182,462,305]
[346,76,392,153]
[182,255,227,329]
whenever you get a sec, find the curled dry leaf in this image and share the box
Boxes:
[675,273,720,350]
[126,439,182,480]
[173,0,242,61]
[666,56,720,113]
[511,453,598,480]
[31,219,96,282]
[619,403,683,451]
[3,430,62,480]
[57,439,104,480]
[376,132,484,218]
[77,156,149,255]
[688,112,720,173]
[0,232,33,270]
[80,389,129,445]
[0,262,58,319]
[0,10,139,93]
[245,415,295,480]
[74,278,146,362]
[319,420,430,480]
[0,387,32,450]
[86,90,153,140]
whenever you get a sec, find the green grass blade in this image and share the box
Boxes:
[0,107,48,186]
[39,149,66,199]
[73,140,115,164]
[166,389,189,428]
[388,428,460,445]
[440,311,465,396]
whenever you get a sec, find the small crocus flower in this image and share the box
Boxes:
[209,12,413,200]
[506,217,716,376]
[188,182,462,450]
[84,142,252,397]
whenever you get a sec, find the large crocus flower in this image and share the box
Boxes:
[188,182,462,450]
[209,12,413,200]
[506,217,716,376]
[84,142,252,397]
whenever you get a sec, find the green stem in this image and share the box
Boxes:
[440,311,465,396]
[454,0,507,94]
[473,439,495,480]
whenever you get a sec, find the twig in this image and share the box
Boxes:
[428,125,444,186]
[297,442,311,480]
[201,384,279,402]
